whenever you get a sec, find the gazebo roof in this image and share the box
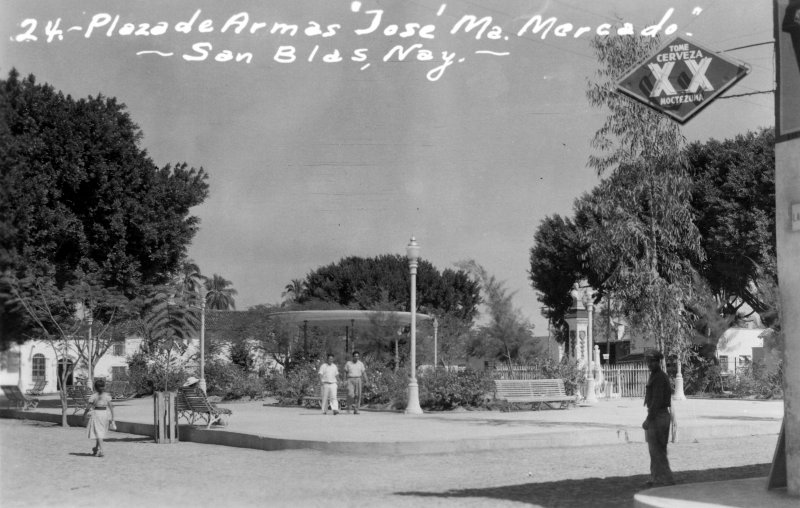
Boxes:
[269,309,433,327]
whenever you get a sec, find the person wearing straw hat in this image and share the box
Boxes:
[183,376,200,388]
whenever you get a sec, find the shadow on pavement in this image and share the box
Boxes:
[68,452,96,457]
[394,463,771,507]
[703,416,780,422]
[106,436,153,443]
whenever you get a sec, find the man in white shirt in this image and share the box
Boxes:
[318,353,340,415]
[344,351,367,414]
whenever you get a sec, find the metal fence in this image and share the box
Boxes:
[601,363,648,398]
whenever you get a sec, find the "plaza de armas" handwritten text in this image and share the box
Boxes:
[11,2,699,81]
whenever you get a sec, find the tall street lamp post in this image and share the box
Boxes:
[433,317,439,370]
[405,236,423,415]
[198,288,207,393]
[87,313,94,384]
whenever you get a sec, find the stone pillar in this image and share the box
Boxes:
[775,140,800,495]
[775,0,800,493]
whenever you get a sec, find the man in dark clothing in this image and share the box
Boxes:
[643,351,675,486]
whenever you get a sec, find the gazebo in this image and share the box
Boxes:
[269,310,433,356]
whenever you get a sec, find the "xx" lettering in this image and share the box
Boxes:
[647,62,677,97]
[686,57,714,93]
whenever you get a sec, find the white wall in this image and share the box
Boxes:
[717,328,764,375]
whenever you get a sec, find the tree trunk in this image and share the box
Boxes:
[394,339,399,373]
[60,383,68,427]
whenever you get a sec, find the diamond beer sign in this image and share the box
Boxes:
[616,36,750,123]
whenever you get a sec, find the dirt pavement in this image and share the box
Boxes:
[0,419,777,508]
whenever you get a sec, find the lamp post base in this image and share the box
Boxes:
[673,373,686,400]
[405,378,423,414]
[584,378,598,404]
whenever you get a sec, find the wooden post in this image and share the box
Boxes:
[154,392,178,444]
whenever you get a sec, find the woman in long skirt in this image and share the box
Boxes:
[86,379,115,457]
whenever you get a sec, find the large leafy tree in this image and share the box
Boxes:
[528,215,585,338]
[686,128,776,321]
[0,70,209,346]
[296,254,481,367]
[581,35,703,358]
[300,254,481,323]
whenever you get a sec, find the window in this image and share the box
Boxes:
[32,353,46,380]
[719,355,729,372]
[113,342,125,356]
[111,366,127,380]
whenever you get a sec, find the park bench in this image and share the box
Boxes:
[26,379,47,396]
[302,384,349,410]
[65,385,94,414]
[1,385,39,410]
[179,386,233,429]
[494,379,577,411]
[108,380,135,400]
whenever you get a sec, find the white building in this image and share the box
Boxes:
[0,337,142,394]
[717,327,772,375]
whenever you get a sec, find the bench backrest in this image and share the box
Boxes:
[529,379,567,397]
[180,387,215,413]
[2,385,25,401]
[494,380,534,398]
[66,385,93,403]
[494,379,569,398]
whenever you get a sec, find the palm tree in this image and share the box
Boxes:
[282,279,306,303]
[204,274,238,310]
[173,260,204,304]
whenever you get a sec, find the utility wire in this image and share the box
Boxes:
[718,89,775,99]
[720,41,775,53]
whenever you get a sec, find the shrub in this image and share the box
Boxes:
[264,362,319,405]
[362,364,408,409]
[127,351,189,395]
[418,369,494,410]
[729,359,783,399]
[230,341,255,372]
[682,357,724,395]
[204,360,265,400]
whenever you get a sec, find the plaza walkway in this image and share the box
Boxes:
[2,394,792,507]
[1,394,783,455]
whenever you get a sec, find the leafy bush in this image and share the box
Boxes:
[264,362,320,405]
[230,341,255,372]
[261,357,494,411]
[362,364,409,409]
[729,359,783,399]
[127,351,189,395]
[419,369,494,410]
[682,357,724,395]
[204,360,265,400]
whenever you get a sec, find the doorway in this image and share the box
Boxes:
[57,358,74,389]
